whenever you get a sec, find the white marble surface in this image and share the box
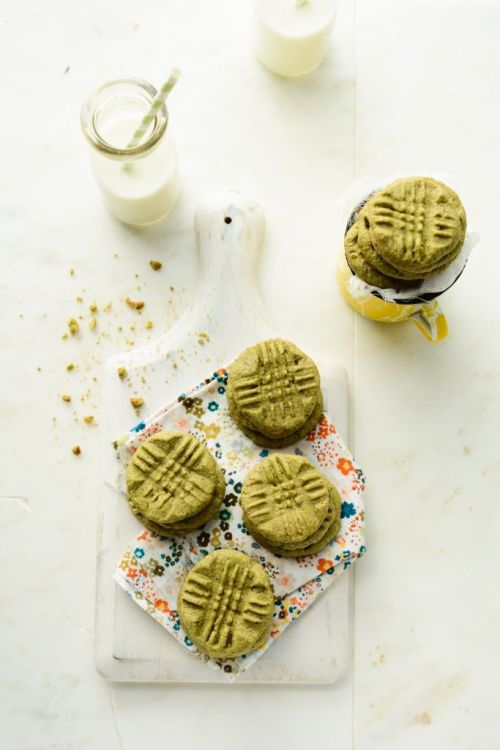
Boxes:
[1,0,499,747]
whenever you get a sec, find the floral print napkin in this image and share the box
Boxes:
[114,369,366,679]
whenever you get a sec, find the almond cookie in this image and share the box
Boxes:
[177,549,274,659]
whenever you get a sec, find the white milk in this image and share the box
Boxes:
[253,0,338,77]
[90,119,180,226]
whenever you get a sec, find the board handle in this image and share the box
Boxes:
[107,191,274,372]
[188,191,272,333]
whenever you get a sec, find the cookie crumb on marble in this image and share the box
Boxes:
[125,297,145,311]
[68,318,79,335]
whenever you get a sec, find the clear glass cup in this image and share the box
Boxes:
[81,78,180,226]
[253,0,338,78]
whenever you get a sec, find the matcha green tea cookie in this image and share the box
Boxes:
[344,222,415,289]
[246,485,342,557]
[228,338,322,446]
[177,549,274,659]
[241,454,342,558]
[362,176,466,275]
[227,385,323,448]
[355,212,427,281]
[129,469,225,536]
[240,454,330,546]
[344,176,467,289]
[126,431,224,533]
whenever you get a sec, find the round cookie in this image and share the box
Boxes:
[362,176,466,274]
[263,483,341,551]
[357,212,458,281]
[228,386,324,448]
[346,214,458,286]
[385,233,465,278]
[228,339,321,439]
[126,431,224,528]
[344,222,416,289]
[245,485,341,557]
[177,549,275,659]
[356,212,410,278]
[129,469,225,536]
[240,454,330,546]
[355,211,430,280]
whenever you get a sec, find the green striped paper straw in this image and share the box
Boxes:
[126,68,181,150]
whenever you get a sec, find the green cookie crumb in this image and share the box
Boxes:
[125,297,145,311]
[68,318,79,336]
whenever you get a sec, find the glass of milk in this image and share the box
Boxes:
[253,0,338,78]
[81,78,180,226]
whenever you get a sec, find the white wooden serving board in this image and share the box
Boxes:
[96,190,352,683]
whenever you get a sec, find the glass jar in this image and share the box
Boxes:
[81,78,180,226]
[253,0,338,78]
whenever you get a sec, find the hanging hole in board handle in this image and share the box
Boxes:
[224,216,232,224]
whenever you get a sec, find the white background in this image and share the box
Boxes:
[1,0,499,748]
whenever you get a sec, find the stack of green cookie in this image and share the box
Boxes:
[227,338,323,448]
[125,430,225,535]
[344,176,467,290]
[240,454,341,558]
[177,549,275,659]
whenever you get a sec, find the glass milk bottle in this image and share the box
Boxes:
[253,0,338,78]
[81,78,180,226]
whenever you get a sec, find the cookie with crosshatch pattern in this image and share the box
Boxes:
[227,384,324,448]
[344,221,415,289]
[128,468,225,536]
[177,549,274,659]
[355,203,453,281]
[245,485,342,558]
[361,176,466,275]
[241,454,342,557]
[240,454,330,545]
[227,338,322,445]
[126,430,224,533]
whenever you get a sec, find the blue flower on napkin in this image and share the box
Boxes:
[341,501,356,519]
